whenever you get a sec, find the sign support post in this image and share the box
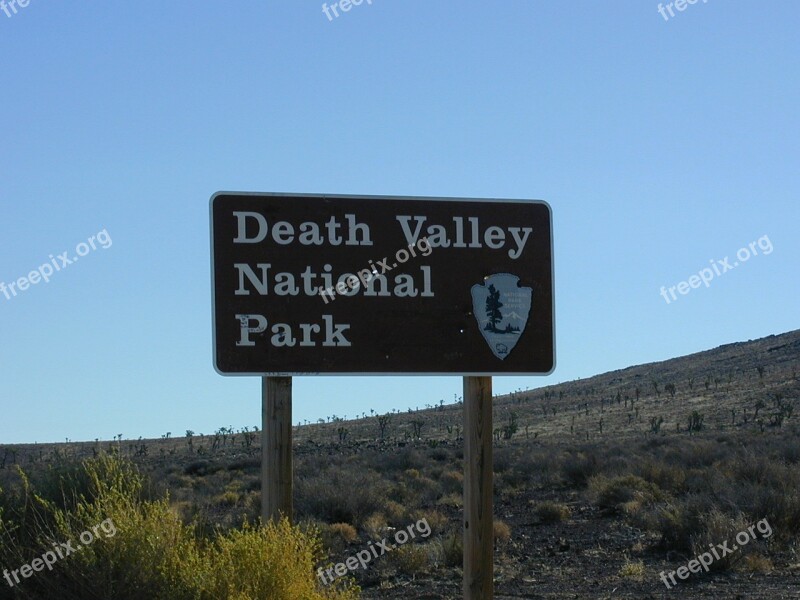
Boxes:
[463,375,493,600]
[261,376,293,524]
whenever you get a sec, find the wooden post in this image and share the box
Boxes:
[463,376,493,600]
[261,376,293,523]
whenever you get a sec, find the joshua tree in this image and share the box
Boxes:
[650,416,664,434]
[377,414,392,439]
[502,412,518,440]
[688,411,704,434]
[770,395,794,428]
[754,399,766,418]
[240,427,256,452]
[665,383,676,399]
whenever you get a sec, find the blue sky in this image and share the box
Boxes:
[1,1,797,444]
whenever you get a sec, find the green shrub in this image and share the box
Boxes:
[0,454,358,600]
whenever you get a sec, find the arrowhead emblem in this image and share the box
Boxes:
[470,274,532,360]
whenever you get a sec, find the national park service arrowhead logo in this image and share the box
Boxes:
[470,274,532,360]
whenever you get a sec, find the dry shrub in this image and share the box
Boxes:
[689,509,753,572]
[440,470,463,495]
[390,543,430,575]
[501,449,561,489]
[409,509,448,534]
[215,491,240,507]
[618,558,645,581]
[362,513,388,540]
[295,466,387,528]
[384,500,407,524]
[493,519,511,544]
[320,522,358,554]
[725,455,800,537]
[588,475,663,513]
[436,493,462,509]
[493,448,514,473]
[428,447,451,462]
[329,522,359,543]
[381,448,425,472]
[742,553,773,573]
[562,450,602,487]
[649,495,715,552]
[635,459,687,494]
[405,475,442,505]
[404,469,421,480]
[534,501,571,523]
[439,533,462,567]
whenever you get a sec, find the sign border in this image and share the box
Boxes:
[209,191,556,377]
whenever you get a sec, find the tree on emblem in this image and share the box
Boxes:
[485,284,503,332]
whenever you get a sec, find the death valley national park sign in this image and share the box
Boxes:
[210,193,554,375]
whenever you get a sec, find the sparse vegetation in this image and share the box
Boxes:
[1,329,798,598]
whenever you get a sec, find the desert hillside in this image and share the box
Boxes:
[1,330,798,598]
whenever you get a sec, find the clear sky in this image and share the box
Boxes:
[1,1,797,444]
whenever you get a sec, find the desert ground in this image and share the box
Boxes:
[1,329,798,599]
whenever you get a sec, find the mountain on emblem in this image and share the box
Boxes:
[470,274,532,360]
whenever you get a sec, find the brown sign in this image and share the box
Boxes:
[210,193,554,375]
